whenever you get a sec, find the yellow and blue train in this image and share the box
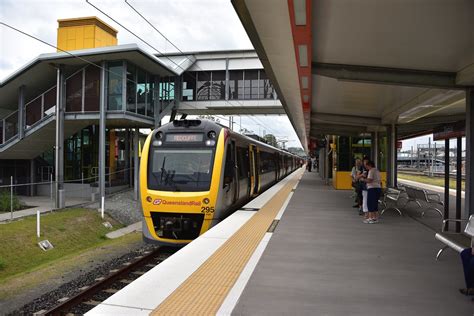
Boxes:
[140,119,301,246]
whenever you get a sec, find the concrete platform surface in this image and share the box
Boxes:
[233,172,473,315]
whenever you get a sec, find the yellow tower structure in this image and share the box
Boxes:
[57,16,118,51]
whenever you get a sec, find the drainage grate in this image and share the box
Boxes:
[267,219,280,232]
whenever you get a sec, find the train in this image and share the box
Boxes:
[139,119,301,246]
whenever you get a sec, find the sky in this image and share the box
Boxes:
[0,0,303,148]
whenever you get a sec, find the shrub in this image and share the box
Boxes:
[0,190,21,212]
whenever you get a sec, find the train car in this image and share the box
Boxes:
[139,119,300,246]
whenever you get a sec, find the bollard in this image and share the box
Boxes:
[101,196,105,219]
[10,176,13,221]
[37,210,40,238]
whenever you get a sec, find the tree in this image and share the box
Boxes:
[263,134,279,148]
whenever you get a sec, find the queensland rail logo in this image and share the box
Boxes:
[153,199,201,206]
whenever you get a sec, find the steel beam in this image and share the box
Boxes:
[387,124,397,187]
[456,137,462,232]
[311,112,381,127]
[312,62,464,90]
[465,87,474,217]
[133,128,139,201]
[444,138,450,231]
[55,65,65,208]
[99,61,106,202]
[18,85,25,140]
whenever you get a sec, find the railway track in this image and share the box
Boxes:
[42,247,175,315]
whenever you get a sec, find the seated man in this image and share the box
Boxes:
[460,215,474,298]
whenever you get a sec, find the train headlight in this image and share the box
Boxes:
[155,131,163,139]
[205,140,216,146]
[152,140,163,146]
[207,131,216,139]
[146,196,152,203]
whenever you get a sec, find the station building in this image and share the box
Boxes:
[0,17,286,206]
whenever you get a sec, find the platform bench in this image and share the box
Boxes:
[435,216,474,260]
[404,186,443,218]
[379,187,404,216]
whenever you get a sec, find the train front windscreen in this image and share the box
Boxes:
[148,148,215,192]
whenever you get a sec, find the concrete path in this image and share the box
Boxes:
[0,196,88,222]
[106,221,142,239]
[233,171,473,315]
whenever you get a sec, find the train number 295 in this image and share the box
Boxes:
[201,206,215,214]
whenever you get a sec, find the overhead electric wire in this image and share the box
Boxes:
[0,22,223,122]
[90,0,276,135]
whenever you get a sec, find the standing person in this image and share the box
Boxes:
[350,159,362,209]
[356,157,370,219]
[363,160,382,223]
[307,157,312,172]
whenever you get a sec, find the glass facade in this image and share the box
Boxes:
[107,61,123,111]
[185,69,276,101]
[84,66,100,111]
[4,111,18,142]
[25,96,42,127]
[66,70,83,112]
[125,61,155,117]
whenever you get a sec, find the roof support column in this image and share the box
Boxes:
[154,76,161,128]
[387,124,397,187]
[133,128,139,201]
[55,65,65,209]
[465,87,474,217]
[371,132,379,168]
[99,61,106,204]
[18,85,25,140]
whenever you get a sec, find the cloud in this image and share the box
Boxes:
[0,0,302,150]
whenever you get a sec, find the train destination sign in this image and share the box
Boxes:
[166,133,204,142]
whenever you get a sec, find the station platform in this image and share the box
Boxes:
[88,170,473,315]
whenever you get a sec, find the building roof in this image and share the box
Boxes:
[0,44,178,111]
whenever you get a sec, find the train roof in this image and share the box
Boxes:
[158,120,299,158]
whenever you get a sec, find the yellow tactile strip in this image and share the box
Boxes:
[151,170,303,315]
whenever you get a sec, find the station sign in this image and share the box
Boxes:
[433,121,465,141]
[166,133,204,142]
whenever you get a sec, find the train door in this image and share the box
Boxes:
[249,145,259,196]
[223,142,237,207]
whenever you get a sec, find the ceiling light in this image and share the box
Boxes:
[298,45,308,67]
[293,0,306,26]
[301,76,309,89]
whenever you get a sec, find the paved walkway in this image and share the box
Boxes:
[233,171,473,315]
[0,196,88,222]
[106,221,142,239]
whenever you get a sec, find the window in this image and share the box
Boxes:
[84,66,100,111]
[25,97,42,127]
[136,69,147,115]
[210,71,226,100]
[244,70,258,99]
[159,77,175,101]
[258,70,276,100]
[260,151,276,174]
[43,87,56,115]
[66,71,83,112]
[236,146,249,179]
[147,79,155,117]
[148,148,215,192]
[182,72,196,101]
[107,61,123,110]
[223,145,234,187]
[196,71,211,100]
[126,63,136,113]
[229,70,243,100]
[4,112,18,141]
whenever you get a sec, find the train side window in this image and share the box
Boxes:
[223,145,234,186]
[237,146,249,179]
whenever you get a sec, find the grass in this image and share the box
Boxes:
[0,208,125,283]
[398,173,465,191]
[0,232,142,301]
